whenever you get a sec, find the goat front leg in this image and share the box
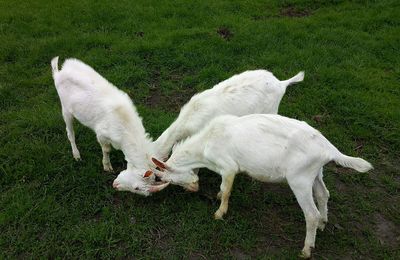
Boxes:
[97,136,113,172]
[214,173,235,220]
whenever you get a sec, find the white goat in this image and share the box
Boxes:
[51,57,168,195]
[152,114,373,258]
[154,69,304,160]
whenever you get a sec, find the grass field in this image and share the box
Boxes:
[0,0,399,258]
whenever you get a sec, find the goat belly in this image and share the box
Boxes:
[245,168,286,183]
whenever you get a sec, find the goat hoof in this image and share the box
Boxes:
[318,219,327,231]
[103,165,114,173]
[214,211,224,220]
[73,151,81,161]
[299,247,312,259]
[318,222,326,231]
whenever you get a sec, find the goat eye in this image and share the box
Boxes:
[135,187,140,191]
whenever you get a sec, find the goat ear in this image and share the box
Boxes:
[143,170,153,178]
[152,157,167,171]
[149,182,170,193]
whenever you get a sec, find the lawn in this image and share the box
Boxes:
[0,0,399,258]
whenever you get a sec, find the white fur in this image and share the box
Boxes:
[154,69,304,160]
[154,114,373,258]
[51,57,166,196]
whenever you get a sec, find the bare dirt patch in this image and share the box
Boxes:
[312,113,331,126]
[187,252,208,260]
[254,207,304,256]
[229,248,250,259]
[312,114,325,125]
[260,182,290,197]
[135,31,144,37]
[145,84,162,107]
[353,138,365,153]
[145,85,196,112]
[143,69,197,112]
[254,183,304,252]
[217,27,233,41]
[280,6,312,17]
[334,177,349,193]
[150,226,175,251]
[374,213,399,247]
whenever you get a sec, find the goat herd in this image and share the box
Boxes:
[51,56,373,258]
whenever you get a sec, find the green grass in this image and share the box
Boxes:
[0,0,399,258]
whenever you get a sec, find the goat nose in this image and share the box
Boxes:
[112,181,119,189]
[187,182,199,192]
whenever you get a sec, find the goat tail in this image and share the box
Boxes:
[51,56,59,77]
[333,153,373,173]
[281,71,304,88]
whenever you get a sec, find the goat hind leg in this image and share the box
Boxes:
[62,109,81,160]
[313,168,330,230]
[289,177,321,259]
